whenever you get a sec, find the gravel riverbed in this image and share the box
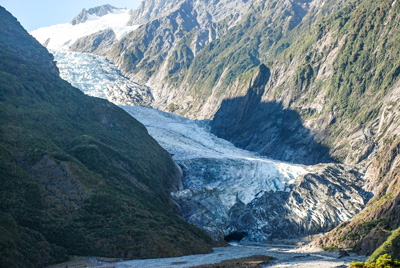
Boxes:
[92,243,367,268]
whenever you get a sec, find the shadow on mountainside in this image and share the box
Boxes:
[211,91,331,165]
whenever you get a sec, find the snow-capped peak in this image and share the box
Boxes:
[71,4,118,25]
[31,6,139,51]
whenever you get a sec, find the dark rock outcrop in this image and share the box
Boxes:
[212,100,331,165]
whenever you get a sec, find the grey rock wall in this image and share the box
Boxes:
[70,29,117,56]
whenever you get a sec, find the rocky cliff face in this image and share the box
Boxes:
[70,28,117,56]
[312,137,400,260]
[106,0,346,119]
[210,64,331,165]
[236,0,400,165]
[128,0,252,26]
[106,0,252,91]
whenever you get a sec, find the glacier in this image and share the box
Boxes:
[31,6,371,241]
[30,7,154,107]
[53,50,153,106]
[122,106,370,241]
[122,105,308,205]
[43,47,370,242]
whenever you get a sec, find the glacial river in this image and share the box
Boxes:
[95,244,366,268]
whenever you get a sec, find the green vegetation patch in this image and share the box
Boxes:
[368,227,400,263]
[350,254,400,268]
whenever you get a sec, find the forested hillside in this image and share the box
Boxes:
[0,6,215,268]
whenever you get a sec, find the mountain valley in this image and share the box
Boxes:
[30,0,400,262]
[1,0,400,266]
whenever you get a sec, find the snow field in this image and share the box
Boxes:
[31,8,138,50]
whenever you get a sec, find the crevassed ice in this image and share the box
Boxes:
[121,105,309,206]
[52,50,153,106]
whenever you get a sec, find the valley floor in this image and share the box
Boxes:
[80,244,366,268]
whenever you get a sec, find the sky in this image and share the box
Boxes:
[1,0,143,32]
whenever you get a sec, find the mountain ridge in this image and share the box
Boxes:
[106,0,348,121]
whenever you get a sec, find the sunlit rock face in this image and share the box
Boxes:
[122,106,372,241]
